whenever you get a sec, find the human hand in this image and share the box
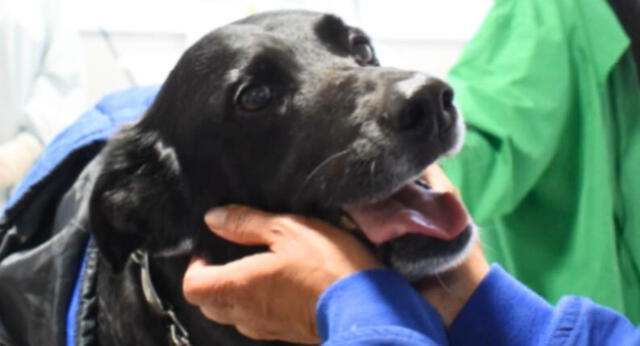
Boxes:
[0,133,42,188]
[415,165,490,327]
[182,206,381,344]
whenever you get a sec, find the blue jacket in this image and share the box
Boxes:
[317,265,640,345]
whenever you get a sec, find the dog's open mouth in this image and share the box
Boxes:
[342,178,469,245]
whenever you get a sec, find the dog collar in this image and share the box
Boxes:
[131,250,191,346]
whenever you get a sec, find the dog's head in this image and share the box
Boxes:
[90,10,474,281]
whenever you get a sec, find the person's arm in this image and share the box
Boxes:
[0,133,42,188]
[448,264,640,346]
[182,165,640,345]
[185,205,640,346]
[442,0,629,224]
[316,269,447,345]
[0,0,86,190]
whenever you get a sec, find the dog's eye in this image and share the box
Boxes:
[353,41,374,64]
[237,85,272,111]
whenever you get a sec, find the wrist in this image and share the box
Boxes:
[415,241,489,326]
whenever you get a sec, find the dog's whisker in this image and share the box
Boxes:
[293,148,352,204]
[434,272,467,302]
[435,273,455,295]
[369,159,377,182]
[367,159,377,195]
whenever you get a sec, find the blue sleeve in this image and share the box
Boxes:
[448,265,640,346]
[316,269,448,345]
[316,265,640,346]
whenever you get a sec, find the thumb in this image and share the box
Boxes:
[204,205,278,246]
[423,164,460,198]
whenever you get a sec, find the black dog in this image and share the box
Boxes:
[19,10,476,346]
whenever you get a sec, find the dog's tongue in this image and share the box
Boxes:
[343,183,469,244]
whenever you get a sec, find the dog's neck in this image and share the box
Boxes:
[94,248,295,345]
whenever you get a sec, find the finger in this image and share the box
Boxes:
[183,258,236,324]
[182,257,218,304]
[199,305,235,325]
[423,164,460,198]
[184,254,281,326]
[204,205,281,246]
[183,257,242,325]
[183,253,277,304]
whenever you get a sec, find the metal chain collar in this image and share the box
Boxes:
[131,250,191,346]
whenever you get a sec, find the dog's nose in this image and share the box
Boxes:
[389,75,455,133]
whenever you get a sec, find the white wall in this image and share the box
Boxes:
[77,0,494,104]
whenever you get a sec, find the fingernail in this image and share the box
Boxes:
[205,207,228,227]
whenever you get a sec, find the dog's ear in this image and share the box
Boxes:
[89,127,188,272]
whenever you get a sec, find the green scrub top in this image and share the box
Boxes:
[442,0,640,323]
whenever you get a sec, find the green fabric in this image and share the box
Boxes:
[442,0,640,323]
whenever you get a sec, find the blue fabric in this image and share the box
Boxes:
[447,265,554,345]
[450,265,640,345]
[65,239,91,346]
[4,85,160,212]
[318,265,640,345]
[547,297,640,345]
[316,269,447,345]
